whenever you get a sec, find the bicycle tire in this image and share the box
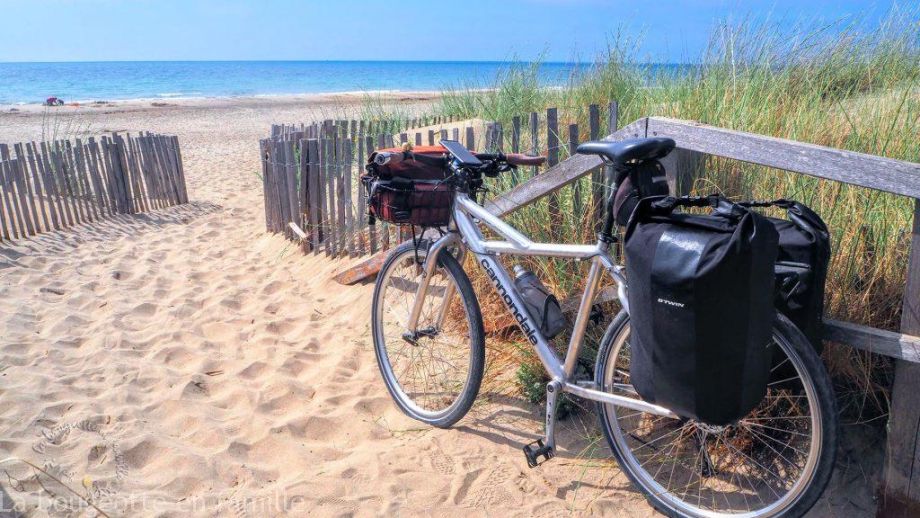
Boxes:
[371,240,485,428]
[595,310,838,518]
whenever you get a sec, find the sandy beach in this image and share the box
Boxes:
[0,95,878,517]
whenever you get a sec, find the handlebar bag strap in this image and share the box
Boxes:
[365,146,448,180]
[624,194,779,425]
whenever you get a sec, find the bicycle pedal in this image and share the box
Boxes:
[522,439,555,468]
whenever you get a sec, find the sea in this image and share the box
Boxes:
[0,61,580,105]
[0,60,685,105]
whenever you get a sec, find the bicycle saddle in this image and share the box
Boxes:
[576,137,676,168]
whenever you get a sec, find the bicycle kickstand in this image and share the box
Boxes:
[523,379,561,468]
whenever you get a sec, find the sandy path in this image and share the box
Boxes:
[0,98,872,517]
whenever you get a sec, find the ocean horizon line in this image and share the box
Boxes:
[0,60,690,105]
[0,58,692,66]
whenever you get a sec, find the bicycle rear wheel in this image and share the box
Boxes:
[595,310,837,518]
[371,240,485,428]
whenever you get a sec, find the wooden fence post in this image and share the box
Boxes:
[879,198,920,518]
[660,147,705,195]
[568,124,581,217]
[365,135,377,254]
[546,108,561,228]
[307,139,322,252]
[588,104,604,225]
[343,139,356,257]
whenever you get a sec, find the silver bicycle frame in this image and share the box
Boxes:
[405,192,677,419]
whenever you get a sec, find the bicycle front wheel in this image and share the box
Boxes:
[595,310,837,518]
[371,240,485,428]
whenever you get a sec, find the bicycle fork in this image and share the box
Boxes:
[405,233,463,336]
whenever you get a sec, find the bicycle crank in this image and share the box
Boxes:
[523,379,562,468]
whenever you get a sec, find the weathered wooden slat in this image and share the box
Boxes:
[568,124,581,216]
[14,144,44,233]
[647,117,920,198]
[343,139,356,257]
[102,137,125,213]
[335,138,347,254]
[298,139,310,252]
[512,116,521,153]
[163,136,187,204]
[276,139,292,236]
[0,160,9,240]
[41,141,72,226]
[316,138,328,252]
[588,104,604,224]
[355,135,367,254]
[74,139,101,220]
[64,141,92,222]
[465,127,475,151]
[0,159,22,238]
[86,139,112,216]
[114,135,138,215]
[307,139,322,252]
[2,144,35,236]
[98,138,120,215]
[365,135,378,254]
[529,111,539,178]
[14,154,38,235]
[484,119,648,217]
[324,138,338,256]
[259,140,272,231]
[155,135,180,208]
[267,140,281,232]
[285,139,300,239]
[56,141,84,223]
[880,199,920,516]
[22,143,53,232]
[546,108,561,228]
[333,251,388,285]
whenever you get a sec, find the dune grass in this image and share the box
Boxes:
[432,10,920,420]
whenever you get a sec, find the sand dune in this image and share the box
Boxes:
[0,96,874,517]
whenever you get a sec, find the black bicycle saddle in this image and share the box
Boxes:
[576,137,676,168]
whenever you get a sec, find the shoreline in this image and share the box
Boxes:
[0,89,444,115]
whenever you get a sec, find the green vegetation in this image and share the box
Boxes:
[443,11,919,419]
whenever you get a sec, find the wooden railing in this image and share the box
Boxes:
[0,133,188,242]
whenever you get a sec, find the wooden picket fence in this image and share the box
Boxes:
[0,133,188,242]
[260,102,620,257]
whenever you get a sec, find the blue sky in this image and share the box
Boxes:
[0,0,903,63]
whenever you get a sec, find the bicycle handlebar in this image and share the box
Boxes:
[503,153,546,166]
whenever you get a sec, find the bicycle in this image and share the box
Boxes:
[369,138,837,517]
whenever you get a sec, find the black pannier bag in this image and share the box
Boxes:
[740,199,831,354]
[625,195,779,425]
[362,146,453,227]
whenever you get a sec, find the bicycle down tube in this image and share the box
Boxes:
[406,192,677,420]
